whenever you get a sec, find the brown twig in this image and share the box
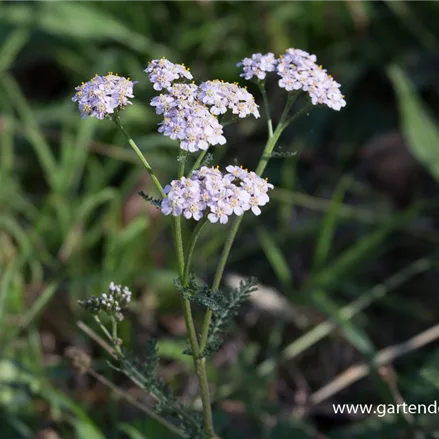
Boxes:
[77,320,116,359]
[309,323,439,408]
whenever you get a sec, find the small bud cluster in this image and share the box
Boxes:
[79,282,132,316]
[237,48,346,111]
[72,73,136,119]
[161,166,273,224]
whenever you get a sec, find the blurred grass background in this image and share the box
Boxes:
[2,1,439,438]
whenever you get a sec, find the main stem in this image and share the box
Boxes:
[113,120,216,438]
[176,151,215,437]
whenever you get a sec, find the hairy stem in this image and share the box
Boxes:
[188,149,209,177]
[113,121,216,437]
[259,83,273,138]
[113,116,165,197]
[87,367,185,438]
[183,218,209,283]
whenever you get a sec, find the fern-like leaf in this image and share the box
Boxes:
[138,191,162,209]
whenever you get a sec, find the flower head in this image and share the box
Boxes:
[145,58,193,91]
[79,282,132,316]
[197,80,260,118]
[161,166,273,223]
[152,83,226,152]
[238,48,346,111]
[276,48,346,111]
[72,73,135,119]
[237,52,278,80]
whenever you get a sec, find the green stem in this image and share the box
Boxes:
[259,83,273,138]
[94,315,113,343]
[172,214,200,359]
[283,103,311,127]
[112,116,165,197]
[183,218,209,283]
[254,122,286,176]
[200,93,302,354]
[188,149,209,177]
[199,213,243,351]
[88,368,186,438]
[113,120,215,437]
[177,216,216,437]
[178,150,188,178]
[111,316,118,342]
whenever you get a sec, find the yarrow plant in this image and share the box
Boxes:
[72,50,345,439]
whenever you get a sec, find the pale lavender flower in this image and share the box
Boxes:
[208,204,233,224]
[145,58,193,91]
[152,83,226,152]
[276,48,346,111]
[161,166,274,223]
[237,52,278,80]
[72,73,135,119]
[197,80,260,118]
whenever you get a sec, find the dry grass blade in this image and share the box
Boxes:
[308,323,439,408]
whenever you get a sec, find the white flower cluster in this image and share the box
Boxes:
[237,48,346,111]
[144,58,193,91]
[237,52,278,80]
[147,59,260,152]
[277,48,346,111]
[161,166,273,224]
[72,73,135,119]
[151,83,226,152]
[197,80,260,118]
[79,282,132,315]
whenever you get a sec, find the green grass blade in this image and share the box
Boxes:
[0,28,30,74]
[2,283,57,352]
[257,227,293,291]
[312,178,349,272]
[119,424,149,439]
[0,2,161,53]
[0,259,19,333]
[1,74,58,188]
[389,65,439,182]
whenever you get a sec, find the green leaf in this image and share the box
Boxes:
[2,283,57,353]
[312,289,375,356]
[0,3,162,54]
[389,65,439,182]
[312,178,349,272]
[119,424,149,439]
[0,29,30,74]
[257,227,293,290]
